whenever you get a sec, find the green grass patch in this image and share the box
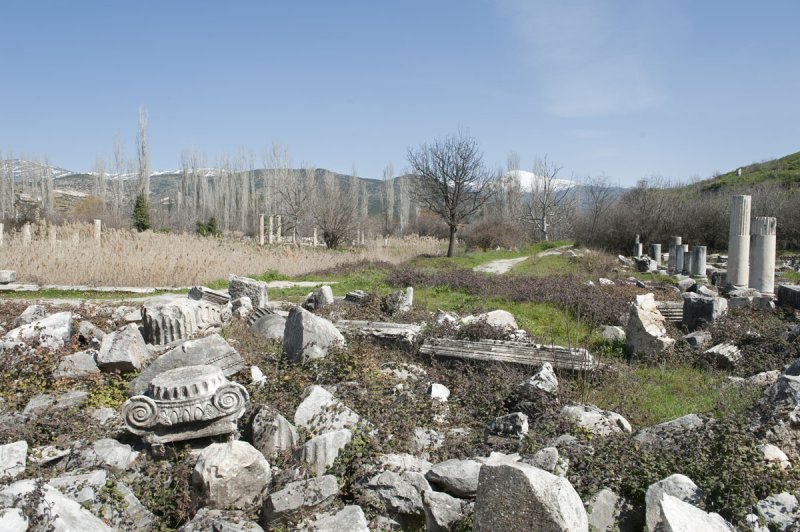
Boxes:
[697,150,800,191]
[511,254,581,277]
[410,240,573,272]
[0,288,181,300]
[585,365,749,427]
[780,271,800,283]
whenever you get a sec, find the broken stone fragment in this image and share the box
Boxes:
[293,385,360,435]
[295,429,353,477]
[251,406,298,459]
[192,441,271,511]
[645,474,703,532]
[425,458,482,499]
[261,475,338,526]
[283,306,345,363]
[229,275,269,309]
[473,461,587,531]
[248,308,286,340]
[560,404,632,436]
[96,323,150,373]
[141,295,224,345]
[3,311,72,350]
[626,293,674,358]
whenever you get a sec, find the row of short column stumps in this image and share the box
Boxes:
[631,195,777,295]
[0,219,102,246]
[256,214,367,247]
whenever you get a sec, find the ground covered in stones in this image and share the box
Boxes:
[0,245,799,531]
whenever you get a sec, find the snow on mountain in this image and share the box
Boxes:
[3,159,73,179]
[505,170,577,192]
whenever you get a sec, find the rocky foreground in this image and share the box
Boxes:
[0,274,798,531]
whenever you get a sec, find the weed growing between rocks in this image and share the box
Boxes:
[127,445,195,528]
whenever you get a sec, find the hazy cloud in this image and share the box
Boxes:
[498,0,667,117]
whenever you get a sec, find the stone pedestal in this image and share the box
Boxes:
[122,364,249,444]
[727,195,751,287]
[690,246,707,280]
[668,236,682,272]
[633,243,643,258]
[749,217,776,294]
[93,219,101,241]
[650,244,661,266]
[259,214,265,246]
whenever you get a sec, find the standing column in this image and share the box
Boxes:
[691,246,707,280]
[22,223,31,246]
[674,243,686,274]
[668,236,682,272]
[313,227,318,247]
[259,214,265,246]
[749,217,777,294]
[268,215,274,244]
[0,223,4,247]
[727,195,751,287]
[633,234,642,258]
[650,244,662,266]
[276,215,282,243]
[93,219,102,241]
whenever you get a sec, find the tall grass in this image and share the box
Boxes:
[0,223,444,287]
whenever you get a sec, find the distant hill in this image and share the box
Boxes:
[696,151,800,191]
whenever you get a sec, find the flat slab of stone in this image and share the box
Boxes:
[334,320,421,347]
[130,333,244,395]
[778,284,800,310]
[262,475,338,526]
[420,338,596,371]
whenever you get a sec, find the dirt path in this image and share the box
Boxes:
[473,256,529,274]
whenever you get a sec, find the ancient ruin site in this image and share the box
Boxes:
[2,3,800,532]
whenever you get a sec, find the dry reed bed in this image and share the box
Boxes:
[0,224,444,286]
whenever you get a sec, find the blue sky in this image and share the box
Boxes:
[1,1,798,185]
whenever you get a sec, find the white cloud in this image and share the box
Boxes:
[498,0,667,117]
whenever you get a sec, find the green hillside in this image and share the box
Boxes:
[699,151,800,191]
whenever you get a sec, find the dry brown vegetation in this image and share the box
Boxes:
[0,222,444,286]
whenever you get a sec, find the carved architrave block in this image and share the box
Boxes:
[122,364,248,444]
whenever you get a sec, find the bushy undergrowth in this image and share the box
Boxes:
[386,268,649,327]
[560,417,799,526]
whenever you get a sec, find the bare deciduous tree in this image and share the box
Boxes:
[137,105,150,198]
[522,156,575,242]
[383,163,394,235]
[311,170,356,248]
[581,175,617,242]
[406,133,495,257]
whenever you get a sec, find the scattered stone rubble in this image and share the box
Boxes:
[0,240,797,531]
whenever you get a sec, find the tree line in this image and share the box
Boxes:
[1,120,797,254]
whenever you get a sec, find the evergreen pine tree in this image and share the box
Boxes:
[132,193,151,232]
